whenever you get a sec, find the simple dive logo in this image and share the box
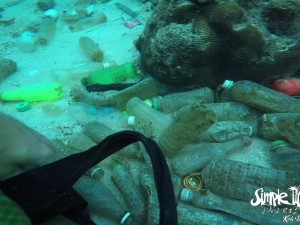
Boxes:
[250,186,300,224]
[250,186,300,207]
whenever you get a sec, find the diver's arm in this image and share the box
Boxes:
[0,112,58,180]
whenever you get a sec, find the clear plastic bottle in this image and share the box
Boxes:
[203,102,261,123]
[196,120,253,142]
[82,120,115,143]
[271,140,300,171]
[222,80,300,113]
[67,133,97,152]
[111,159,147,224]
[73,77,169,111]
[139,169,160,225]
[260,113,300,147]
[201,158,296,202]
[158,104,216,155]
[74,176,133,224]
[153,87,215,113]
[69,13,107,30]
[180,189,288,225]
[37,0,54,11]
[0,58,17,82]
[126,97,172,137]
[17,31,37,52]
[169,137,251,176]
[79,36,104,62]
[36,17,56,44]
[51,61,117,84]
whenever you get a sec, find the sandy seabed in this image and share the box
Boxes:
[0,0,152,140]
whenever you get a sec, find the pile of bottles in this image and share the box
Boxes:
[47,78,300,225]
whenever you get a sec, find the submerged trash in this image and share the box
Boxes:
[0,82,64,102]
[82,62,138,85]
[0,58,17,82]
[272,78,300,96]
[222,80,300,113]
[79,36,104,62]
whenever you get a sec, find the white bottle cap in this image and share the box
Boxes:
[127,116,136,126]
[180,188,192,202]
[222,80,234,89]
[43,9,59,20]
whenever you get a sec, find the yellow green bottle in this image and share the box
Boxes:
[82,62,137,85]
[0,82,64,102]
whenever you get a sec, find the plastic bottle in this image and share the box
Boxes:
[82,62,138,85]
[139,169,160,225]
[272,78,300,96]
[196,120,253,142]
[17,31,37,52]
[82,120,116,143]
[260,113,300,147]
[74,176,133,224]
[158,104,216,155]
[0,58,17,82]
[79,36,104,62]
[82,77,168,111]
[222,80,300,113]
[36,17,56,45]
[69,13,107,30]
[201,158,296,202]
[203,102,261,123]
[42,9,59,20]
[37,0,54,11]
[126,97,172,137]
[169,137,251,176]
[152,87,215,113]
[111,159,147,224]
[180,189,289,225]
[271,140,300,171]
[67,133,97,152]
[0,82,63,102]
[51,61,117,84]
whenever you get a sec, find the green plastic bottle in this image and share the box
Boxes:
[0,83,63,102]
[82,62,137,85]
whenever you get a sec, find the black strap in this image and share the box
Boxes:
[0,130,178,225]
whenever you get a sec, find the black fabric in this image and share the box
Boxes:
[0,130,178,225]
[84,82,137,92]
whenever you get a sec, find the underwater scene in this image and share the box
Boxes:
[1,0,300,225]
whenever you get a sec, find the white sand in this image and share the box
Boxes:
[0,0,152,140]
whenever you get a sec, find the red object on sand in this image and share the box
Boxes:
[272,78,300,96]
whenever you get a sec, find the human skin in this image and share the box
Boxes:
[0,112,58,180]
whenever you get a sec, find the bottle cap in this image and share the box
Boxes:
[180,188,192,202]
[43,9,59,20]
[271,140,289,151]
[86,167,104,180]
[16,102,31,112]
[152,96,162,110]
[127,116,136,126]
[183,173,204,191]
[144,99,153,107]
[222,80,234,89]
